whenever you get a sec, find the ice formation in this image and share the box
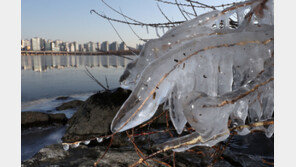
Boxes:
[112,0,274,151]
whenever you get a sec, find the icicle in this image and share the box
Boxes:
[63,144,69,151]
[72,142,80,148]
[112,0,274,151]
[162,27,165,34]
[155,27,160,37]
[83,140,90,145]
[96,137,103,143]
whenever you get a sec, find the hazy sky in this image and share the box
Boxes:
[21,0,237,47]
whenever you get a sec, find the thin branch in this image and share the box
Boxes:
[155,0,206,8]
[105,75,109,90]
[94,136,114,167]
[189,1,197,16]
[104,14,138,56]
[84,66,109,91]
[185,0,216,10]
[175,0,188,21]
[155,0,238,9]
[156,3,173,24]
[90,9,183,28]
[119,8,149,42]
[101,0,144,25]
[180,4,192,19]
[181,9,196,17]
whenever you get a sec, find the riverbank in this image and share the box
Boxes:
[21,88,274,166]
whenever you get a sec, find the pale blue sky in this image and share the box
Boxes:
[21,0,237,47]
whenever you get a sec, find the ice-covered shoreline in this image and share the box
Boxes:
[21,92,94,118]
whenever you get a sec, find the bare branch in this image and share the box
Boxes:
[189,1,197,16]
[180,3,192,19]
[90,9,183,28]
[181,9,196,17]
[104,16,138,56]
[185,0,216,10]
[175,0,188,20]
[119,8,149,42]
[84,66,109,91]
[101,0,144,25]
[156,3,174,24]
[155,0,206,8]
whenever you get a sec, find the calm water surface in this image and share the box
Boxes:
[21,55,134,102]
[21,55,134,160]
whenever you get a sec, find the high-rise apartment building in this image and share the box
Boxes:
[96,42,100,51]
[119,42,127,51]
[101,41,109,52]
[73,41,79,52]
[30,37,41,51]
[109,41,118,51]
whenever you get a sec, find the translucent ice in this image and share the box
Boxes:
[96,137,103,143]
[112,0,274,151]
[63,144,69,151]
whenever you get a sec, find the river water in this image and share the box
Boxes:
[21,55,134,160]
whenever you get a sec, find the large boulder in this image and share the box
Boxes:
[62,88,131,142]
[61,87,170,143]
[22,112,68,130]
[56,100,84,111]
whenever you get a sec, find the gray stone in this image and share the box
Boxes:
[22,112,68,129]
[56,100,84,111]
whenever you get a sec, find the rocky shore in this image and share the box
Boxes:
[21,112,68,130]
[22,88,274,166]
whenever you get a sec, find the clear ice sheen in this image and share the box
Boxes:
[72,142,80,148]
[112,0,274,151]
[63,144,69,151]
[83,140,90,145]
[96,137,103,143]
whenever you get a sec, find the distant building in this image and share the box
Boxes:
[78,44,83,52]
[30,37,41,51]
[96,42,100,51]
[22,38,133,52]
[51,43,60,51]
[136,44,144,51]
[21,39,31,50]
[73,42,79,52]
[69,43,75,52]
[40,38,46,51]
[83,43,89,52]
[101,41,109,51]
[21,40,24,49]
[109,41,118,51]
[44,40,52,51]
[54,40,63,51]
[88,41,96,52]
[119,42,127,51]
[61,42,69,51]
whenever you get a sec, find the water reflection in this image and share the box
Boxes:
[21,55,132,72]
[21,55,134,102]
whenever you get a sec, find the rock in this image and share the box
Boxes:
[22,112,68,130]
[49,114,68,123]
[21,144,158,167]
[56,100,84,111]
[55,96,70,101]
[62,88,131,142]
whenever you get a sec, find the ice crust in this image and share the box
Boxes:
[112,0,274,151]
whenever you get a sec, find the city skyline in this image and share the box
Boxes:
[21,37,144,52]
[21,0,237,47]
